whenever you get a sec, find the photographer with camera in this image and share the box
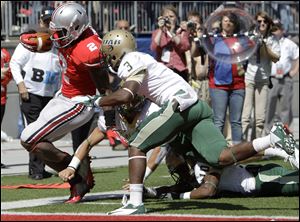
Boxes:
[150,5,191,82]
[183,11,210,105]
[241,11,281,141]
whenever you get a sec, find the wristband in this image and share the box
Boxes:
[67,166,76,171]
[204,181,217,189]
[68,156,81,171]
[122,87,134,98]
[93,96,102,107]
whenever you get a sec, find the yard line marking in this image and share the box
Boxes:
[81,202,119,205]
[1,190,127,210]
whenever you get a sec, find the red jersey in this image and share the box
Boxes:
[1,48,12,105]
[58,27,103,98]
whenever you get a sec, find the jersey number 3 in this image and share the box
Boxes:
[124,61,133,72]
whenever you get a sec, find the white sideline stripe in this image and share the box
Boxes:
[81,202,117,205]
[1,190,128,210]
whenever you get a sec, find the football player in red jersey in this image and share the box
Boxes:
[20,2,110,203]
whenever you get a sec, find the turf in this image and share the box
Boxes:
[1,159,299,217]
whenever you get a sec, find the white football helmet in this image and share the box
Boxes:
[49,2,89,48]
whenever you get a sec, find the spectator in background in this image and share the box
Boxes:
[115,19,136,34]
[242,11,281,141]
[1,48,12,168]
[10,6,61,180]
[150,5,191,82]
[208,12,247,145]
[271,3,294,33]
[186,10,210,105]
[115,19,130,31]
[265,20,299,134]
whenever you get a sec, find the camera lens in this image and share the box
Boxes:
[187,21,196,29]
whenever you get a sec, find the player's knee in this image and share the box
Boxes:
[20,140,34,152]
[20,128,33,151]
[128,146,145,157]
[20,127,42,152]
[20,140,48,153]
[218,148,234,166]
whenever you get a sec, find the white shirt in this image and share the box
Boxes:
[117,52,198,111]
[271,37,299,78]
[245,35,281,83]
[10,43,61,97]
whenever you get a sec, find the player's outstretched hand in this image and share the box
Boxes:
[59,167,76,182]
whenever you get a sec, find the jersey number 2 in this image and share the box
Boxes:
[87,43,98,52]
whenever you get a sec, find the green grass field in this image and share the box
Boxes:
[1,159,299,217]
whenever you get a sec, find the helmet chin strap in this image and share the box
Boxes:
[108,65,118,75]
[109,55,123,74]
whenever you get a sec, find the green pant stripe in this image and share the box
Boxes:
[131,100,176,148]
[258,174,299,184]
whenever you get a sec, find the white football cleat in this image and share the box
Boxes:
[270,122,296,155]
[287,147,299,170]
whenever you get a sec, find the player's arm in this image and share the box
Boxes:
[58,127,106,181]
[74,127,105,161]
[87,63,117,131]
[88,65,111,94]
[144,146,168,181]
[97,69,146,107]
[189,173,220,199]
[10,44,31,101]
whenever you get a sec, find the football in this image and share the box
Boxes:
[20,32,53,52]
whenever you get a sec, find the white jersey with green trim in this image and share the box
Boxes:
[117,52,198,111]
